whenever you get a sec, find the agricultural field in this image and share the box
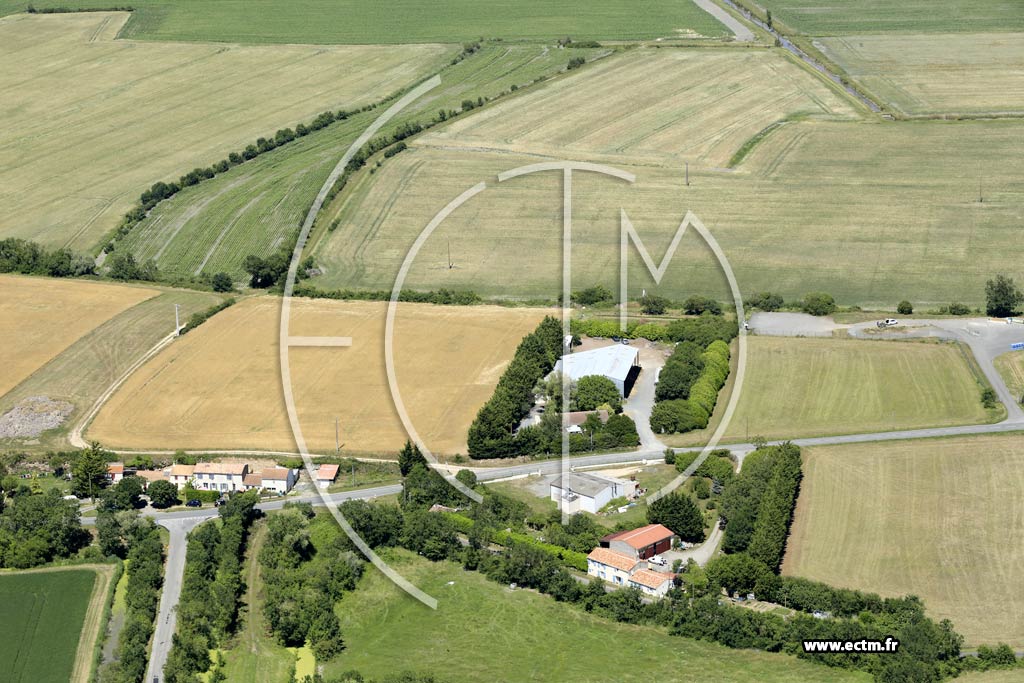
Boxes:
[782,435,1024,647]
[0,566,113,683]
[120,43,602,280]
[817,33,1024,115]
[0,285,225,450]
[994,350,1024,402]
[0,274,156,399]
[311,44,1024,306]
[754,0,1024,35]
[0,11,450,250]
[327,548,866,682]
[669,336,996,445]
[0,0,728,44]
[419,48,859,168]
[88,297,548,455]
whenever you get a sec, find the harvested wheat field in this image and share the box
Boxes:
[88,297,547,454]
[783,435,1024,647]
[0,274,156,398]
[0,12,450,250]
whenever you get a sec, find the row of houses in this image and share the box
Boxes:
[586,523,677,598]
[108,461,341,495]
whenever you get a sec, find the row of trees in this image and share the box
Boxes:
[293,284,481,306]
[0,237,94,278]
[260,504,360,660]
[650,339,730,434]
[569,313,737,347]
[98,517,165,683]
[467,317,563,458]
[163,492,259,683]
[719,442,802,570]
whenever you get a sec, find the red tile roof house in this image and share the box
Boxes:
[260,467,296,495]
[600,523,676,561]
[106,462,125,484]
[315,464,339,489]
[587,547,642,587]
[628,568,676,598]
[135,470,168,490]
[192,462,249,493]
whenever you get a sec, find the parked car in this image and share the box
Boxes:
[876,318,899,328]
[648,554,667,566]
[185,499,202,507]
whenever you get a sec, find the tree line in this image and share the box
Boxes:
[650,339,730,434]
[163,492,259,683]
[467,317,564,458]
[293,283,481,305]
[0,237,94,278]
[97,518,165,683]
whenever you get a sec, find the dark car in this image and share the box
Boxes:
[185,499,202,507]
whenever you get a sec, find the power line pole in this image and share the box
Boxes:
[335,417,340,453]
[174,304,180,332]
[685,161,690,187]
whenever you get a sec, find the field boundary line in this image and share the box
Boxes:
[72,330,178,448]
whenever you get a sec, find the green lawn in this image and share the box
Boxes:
[994,350,1024,403]
[0,569,97,683]
[0,0,726,44]
[667,336,999,446]
[755,0,1024,35]
[327,548,866,682]
[120,43,601,281]
[0,287,226,452]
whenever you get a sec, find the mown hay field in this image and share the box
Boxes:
[0,566,110,683]
[313,113,1024,307]
[755,0,1024,35]
[326,548,867,683]
[0,0,727,44]
[993,350,1024,401]
[0,12,450,250]
[420,48,859,168]
[818,33,1024,115]
[0,285,225,450]
[0,274,157,399]
[119,43,598,280]
[783,435,1024,646]
[88,297,548,454]
[666,336,996,446]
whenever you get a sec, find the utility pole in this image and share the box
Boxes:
[335,417,340,453]
[174,304,180,332]
[978,178,984,203]
[447,238,454,269]
[685,161,690,187]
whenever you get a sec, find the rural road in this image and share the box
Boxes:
[146,516,207,683]
[692,0,754,42]
[623,343,668,451]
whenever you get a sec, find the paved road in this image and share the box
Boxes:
[623,342,668,452]
[692,0,755,41]
[146,517,207,683]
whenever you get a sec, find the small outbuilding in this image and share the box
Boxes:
[601,523,676,561]
[316,464,339,489]
[550,471,637,514]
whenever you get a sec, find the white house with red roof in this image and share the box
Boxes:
[192,462,248,493]
[316,464,339,489]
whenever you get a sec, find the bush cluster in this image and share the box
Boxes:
[0,238,94,278]
[650,340,730,434]
[293,284,481,305]
[180,298,235,334]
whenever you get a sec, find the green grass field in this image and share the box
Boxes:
[0,12,448,250]
[668,336,997,445]
[783,435,1024,647]
[0,0,727,44]
[121,43,602,280]
[0,569,98,683]
[817,33,1024,115]
[315,122,1024,304]
[220,521,297,683]
[327,548,866,682]
[993,350,1024,403]
[755,0,1024,35]
[0,286,225,451]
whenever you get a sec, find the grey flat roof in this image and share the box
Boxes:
[553,344,639,383]
[550,471,625,499]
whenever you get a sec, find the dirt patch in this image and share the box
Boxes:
[0,396,73,438]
